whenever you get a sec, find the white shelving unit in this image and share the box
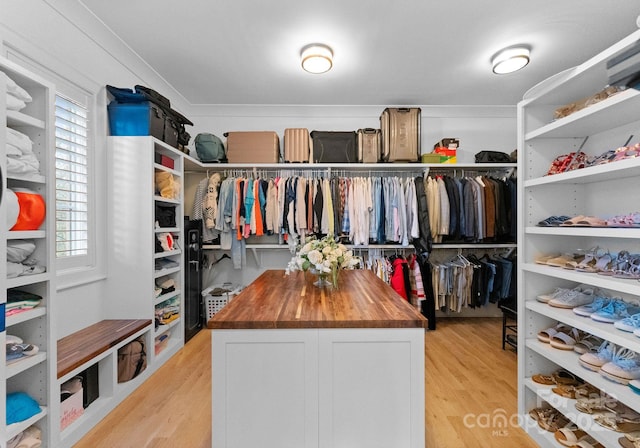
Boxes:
[0,57,55,448]
[518,28,640,447]
[106,136,185,360]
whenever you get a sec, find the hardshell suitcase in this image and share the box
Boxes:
[357,128,381,163]
[380,107,421,162]
[224,131,280,164]
[310,131,357,163]
[284,128,310,163]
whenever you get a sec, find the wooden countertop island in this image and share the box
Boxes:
[207,269,427,329]
[209,269,426,448]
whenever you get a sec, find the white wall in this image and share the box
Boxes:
[0,0,517,337]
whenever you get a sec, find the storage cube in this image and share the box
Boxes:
[107,101,164,140]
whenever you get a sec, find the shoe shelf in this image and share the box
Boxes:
[524,156,640,188]
[523,263,640,298]
[518,28,640,446]
[526,226,640,239]
[525,339,640,417]
[523,377,623,448]
[524,87,640,141]
[526,300,640,354]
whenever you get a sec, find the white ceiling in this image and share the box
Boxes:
[80,0,640,106]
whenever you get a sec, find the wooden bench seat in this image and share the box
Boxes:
[57,319,151,379]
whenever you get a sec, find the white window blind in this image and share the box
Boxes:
[55,94,89,258]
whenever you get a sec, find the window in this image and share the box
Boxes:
[54,94,89,261]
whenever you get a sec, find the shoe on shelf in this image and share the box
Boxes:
[537,323,573,343]
[594,411,640,433]
[600,348,640,385]
[534,253,561,265]
[554,426,587,447]
[615,313,640,332]
[591,298,640,324]
[613,254,640,279]
[574,296,611,317]
[574,333,605,355]
[537,215,572,226]
[532,368,582,386]
[579,342,616,372]
[537,287,570,303]
[548,286,601,309]
[598,250,630,276]
[550,327,585,350]
[547,253,585,269]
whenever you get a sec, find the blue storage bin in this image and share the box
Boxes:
[108,101,165,140]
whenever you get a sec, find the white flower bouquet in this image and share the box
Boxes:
[286,235,361,287]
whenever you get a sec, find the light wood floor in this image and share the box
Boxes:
[75,318,538,448]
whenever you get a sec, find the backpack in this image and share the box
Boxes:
[195,133,227,162]
[117,336,147,383]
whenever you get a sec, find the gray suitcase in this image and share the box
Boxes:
[380,107,421,162]
[357,128,381,163]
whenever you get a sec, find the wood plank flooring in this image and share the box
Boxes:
[75,318,538,448]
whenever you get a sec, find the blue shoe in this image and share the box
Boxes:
[615,313,640,332]
[591,299,640,324]
[574,295,610,317]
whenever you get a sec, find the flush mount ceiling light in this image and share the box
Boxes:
[492,46,530,74]
[301,44,333,74]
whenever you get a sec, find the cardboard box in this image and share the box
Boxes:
[60,388,84,430]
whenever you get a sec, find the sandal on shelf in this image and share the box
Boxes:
[537,323,573,343]
[594,413,640,432]
[620,431,640,448]
[550,328,584,350]
[546,253,585,269]
[575,395,617,414]
[597,250,628,276]
[552,383,598,399]
[537,215,572,227]
[560,215,588,227]
[582,251,614,274]
[613,255,640,279]
[574,334,604,355]
[534,253,561,265]
[532,368,581,386]
[619,436,640,448]
[573,247,605,272]
[529,407,570,432]
[573,216,608,227]
[606,212,640,228]
[572,435,604,448]
[554,427,587,447]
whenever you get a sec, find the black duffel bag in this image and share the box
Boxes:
[474,150,512,163]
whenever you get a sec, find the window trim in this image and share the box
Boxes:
[54,93,92,269]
